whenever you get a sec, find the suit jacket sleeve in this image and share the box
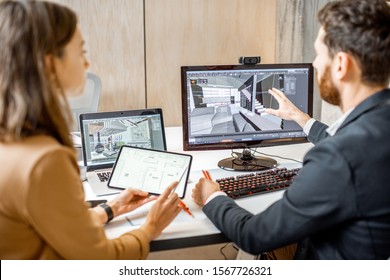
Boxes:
[202,138,357,255]
[307,120,329,144]
[26,149,149,259]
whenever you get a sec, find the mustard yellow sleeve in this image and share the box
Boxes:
[26,148,150,259]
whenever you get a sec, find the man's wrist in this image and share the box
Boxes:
[296,113,311,128]
[204,191,227,205]
[303,118,316,135]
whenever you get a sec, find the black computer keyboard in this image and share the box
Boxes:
[216,167,301,199]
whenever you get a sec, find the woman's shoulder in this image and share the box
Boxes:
[25,134,72,150]
[3,135,76,166]
[0,135,78,196]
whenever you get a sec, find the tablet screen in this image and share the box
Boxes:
[107,146,192,198]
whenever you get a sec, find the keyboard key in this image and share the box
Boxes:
[97,171,112,182]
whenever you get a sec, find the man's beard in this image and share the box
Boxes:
[318,66,341,106]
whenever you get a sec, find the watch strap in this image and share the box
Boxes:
[99,203,114,223]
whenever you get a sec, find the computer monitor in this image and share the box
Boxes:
[181,63,313,171]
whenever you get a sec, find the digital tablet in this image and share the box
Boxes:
[107,145,192,198]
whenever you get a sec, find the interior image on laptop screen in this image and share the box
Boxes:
[81,113,165,168]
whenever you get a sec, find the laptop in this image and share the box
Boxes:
[79,108,167,196]
[108,146,192,199]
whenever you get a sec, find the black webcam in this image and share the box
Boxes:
[239,56,261,65]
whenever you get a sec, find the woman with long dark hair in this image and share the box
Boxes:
[0,0,181,259]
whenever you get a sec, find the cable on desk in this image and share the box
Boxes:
[250,148,303,164]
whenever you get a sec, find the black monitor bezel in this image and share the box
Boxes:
[181,63,314,151]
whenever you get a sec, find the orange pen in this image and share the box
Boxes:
[202,170,212,180]
[173,167,194,218]
[179,200,194,218]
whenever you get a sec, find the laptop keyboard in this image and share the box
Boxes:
[97,171,112,182]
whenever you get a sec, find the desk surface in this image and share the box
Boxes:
[84,126,314,251]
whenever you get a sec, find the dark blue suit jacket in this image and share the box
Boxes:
[203,89,390,259]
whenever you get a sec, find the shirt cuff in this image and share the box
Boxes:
[205,191,227,205]
[303,118,316,135]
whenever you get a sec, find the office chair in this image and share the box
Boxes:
[67,72,102,132]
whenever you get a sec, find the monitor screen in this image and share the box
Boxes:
[181,63,313,170]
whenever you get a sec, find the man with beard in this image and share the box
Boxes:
[191,0,390,259]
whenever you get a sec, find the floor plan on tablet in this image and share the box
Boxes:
[108,146,192,198]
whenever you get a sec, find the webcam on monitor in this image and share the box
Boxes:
[239,56,261,65]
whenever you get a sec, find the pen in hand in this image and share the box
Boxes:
[178,200,194,218]
[202,170,212,180]
[172,167,194,218]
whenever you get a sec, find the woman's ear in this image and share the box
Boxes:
[44,54,56,81]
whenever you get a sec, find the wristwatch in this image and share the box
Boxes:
[99,203,114,223]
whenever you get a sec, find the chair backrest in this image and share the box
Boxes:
[67,72,102,131]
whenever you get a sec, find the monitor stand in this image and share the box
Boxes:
[217,148,277,171]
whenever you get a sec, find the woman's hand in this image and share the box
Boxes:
[93,188,157,224]
[265,88,311,128]
[108,188,157,217]
[139,181,182,241]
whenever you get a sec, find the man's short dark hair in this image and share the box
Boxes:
[318,0,390,86]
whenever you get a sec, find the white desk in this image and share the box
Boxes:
[84,126,314,251]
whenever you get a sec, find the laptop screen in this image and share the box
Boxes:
[79,108,166,170]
